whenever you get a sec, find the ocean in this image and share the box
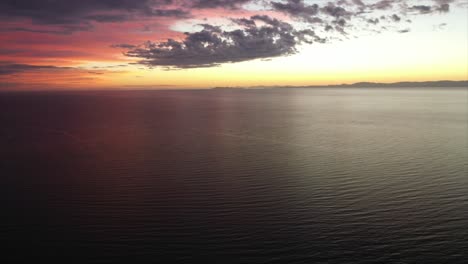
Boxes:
[1,88,467,263]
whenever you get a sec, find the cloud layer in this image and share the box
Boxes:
[123,15,324,68]
[0,0,464,69]
[0,63,72,75]
[0,0,184,23]
[119,0,462,68]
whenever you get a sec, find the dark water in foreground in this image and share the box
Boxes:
[1,88,467,263]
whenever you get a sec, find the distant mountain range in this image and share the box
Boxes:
[331,80,468,88]
[212,80,468,90]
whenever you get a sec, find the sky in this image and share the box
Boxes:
[0,0,467,90]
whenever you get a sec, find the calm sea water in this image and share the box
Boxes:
[1,88,467,263]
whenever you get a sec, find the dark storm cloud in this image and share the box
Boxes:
[434,0,454,12]
[367,0,454,14]
[436,3,451,11]
[352,0,366,7]
[409,5,433,13]
[391,14,401,22]
[271,0,320,22]
[231,18,258,27]
[269,0,355,30]
[321,4,351,18]
[267,0,460,27]
[407,0,453,13]
[4,0,459,70]
[123,15,324,69]
[0,0,187,26]
[115,0,462,69]
[0,0,460,31]
[148,9,190,17]
[190,0,252,9]
[369,0,395,10]
[367,18,380,24]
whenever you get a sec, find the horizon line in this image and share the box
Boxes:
[1,80,467,92]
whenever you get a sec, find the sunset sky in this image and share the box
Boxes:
[0,0,467,90]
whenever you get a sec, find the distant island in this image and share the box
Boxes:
[212,80,468,90]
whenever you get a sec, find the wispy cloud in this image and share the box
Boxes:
[0,63,73,75]
[0,0,189,30]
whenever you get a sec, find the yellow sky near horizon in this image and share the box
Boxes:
[99,10,468,89]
